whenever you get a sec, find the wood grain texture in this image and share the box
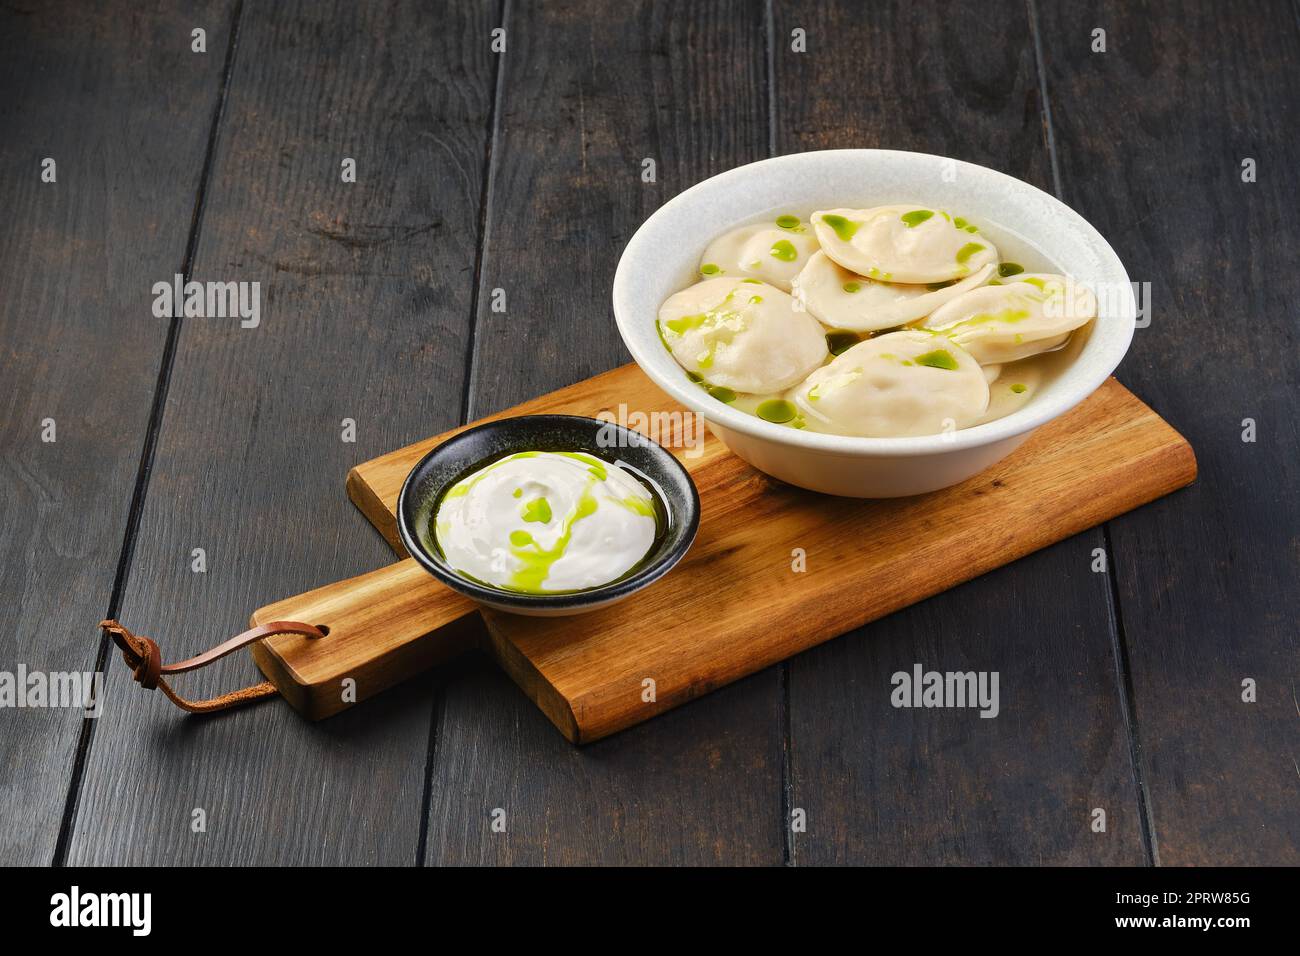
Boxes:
[0,0,235,866]
[1035,0,1300,865]
[422,0,785,865]
[307,366,1194,750]
[773,0,1154,864]
[252,558,479,719]
[66,0,496,865]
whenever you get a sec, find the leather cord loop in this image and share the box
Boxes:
[99,619,325,714]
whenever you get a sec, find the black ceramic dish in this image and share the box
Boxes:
[396,415,700,616]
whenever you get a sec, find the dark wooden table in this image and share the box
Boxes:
[2,0,1295,867]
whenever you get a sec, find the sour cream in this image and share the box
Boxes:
[434,451,658,594]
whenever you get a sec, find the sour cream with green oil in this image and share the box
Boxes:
[433,451,659,594]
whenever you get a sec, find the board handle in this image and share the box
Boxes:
[250,558,483,719]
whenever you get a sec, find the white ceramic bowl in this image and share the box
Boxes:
[612,149,1136,497]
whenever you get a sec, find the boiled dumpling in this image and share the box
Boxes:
[916,273,1097,364]
[975,362,1043,425]
[698,220,820,291]
[790,330,989,437]
[657,277,829,393]
[811,206,999,284]
[791,251,995,332]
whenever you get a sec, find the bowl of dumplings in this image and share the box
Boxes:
[612,149,1136,497]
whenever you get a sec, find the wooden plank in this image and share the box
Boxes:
[422,0,784,864]
[1035,0,1300,865]
[0,0,235,866]
[65,0,496,865]
[281,366,1193,745]
[773,0,1153,864]
[251,558,479,720]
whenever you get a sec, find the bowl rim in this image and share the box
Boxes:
[613,148,1136,457]
[396,414,701,610]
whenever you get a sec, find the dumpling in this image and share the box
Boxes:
[916,273,1097,364]
[791,250,995,332]
[975,362,1043,425]
[698,219,820,291]
[657,276,829,393]
[811,206,999,284]
[790,330,989,437]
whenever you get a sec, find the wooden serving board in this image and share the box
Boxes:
[252,364,1196,742]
